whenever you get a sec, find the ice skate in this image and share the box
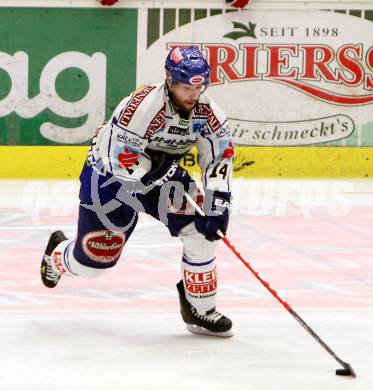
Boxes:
[40,230,67,288]
[176,280,233,338]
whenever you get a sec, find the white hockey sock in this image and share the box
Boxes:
[179,222,219,314]
[181,256,217,315]
[51,240,105,279]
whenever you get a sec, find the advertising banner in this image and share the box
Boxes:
[0,7,137,145]
[0,6,372,178]
[138,8,373,147]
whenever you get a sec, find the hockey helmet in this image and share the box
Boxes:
[165,46,210,86]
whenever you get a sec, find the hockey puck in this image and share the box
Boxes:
[336,368,352,376]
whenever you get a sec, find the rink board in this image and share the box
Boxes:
[1,145,373,179]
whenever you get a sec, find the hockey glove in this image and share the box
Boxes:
[195,190,231,241]
[141,161,193,191]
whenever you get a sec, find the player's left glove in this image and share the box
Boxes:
[195,190,231,241]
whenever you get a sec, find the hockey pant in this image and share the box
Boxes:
[49,163,219,314]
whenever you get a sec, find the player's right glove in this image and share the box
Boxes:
[195,189,231,241]
[140,149,193,192]
[140,161,194,196]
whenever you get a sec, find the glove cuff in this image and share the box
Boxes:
[204,189,231,216]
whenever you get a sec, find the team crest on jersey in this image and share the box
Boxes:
[118,85,156,128]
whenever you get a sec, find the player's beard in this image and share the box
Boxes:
[168,89,198,112]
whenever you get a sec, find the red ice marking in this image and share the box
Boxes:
[0,199,373,313]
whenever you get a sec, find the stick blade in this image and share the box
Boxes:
[336,363,357,378]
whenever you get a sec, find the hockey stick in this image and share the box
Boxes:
[184,192,356,378]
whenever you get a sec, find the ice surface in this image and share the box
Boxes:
[0,179,372,389]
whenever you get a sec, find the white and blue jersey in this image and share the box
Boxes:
[88,83,234,193]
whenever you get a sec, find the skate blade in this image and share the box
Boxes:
[186,324,233,338]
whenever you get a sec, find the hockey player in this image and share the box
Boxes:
[41,46,234,337]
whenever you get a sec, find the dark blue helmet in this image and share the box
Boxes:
[165,46,210,86]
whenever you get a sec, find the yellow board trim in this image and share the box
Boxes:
[0,146,89,179]
[0,146,372,179]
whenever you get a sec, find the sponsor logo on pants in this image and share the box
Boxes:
[82,230,125,263]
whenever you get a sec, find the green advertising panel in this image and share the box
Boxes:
[0,7,137,145]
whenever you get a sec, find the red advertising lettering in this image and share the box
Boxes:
[240,44,261,80]
[365,47,373,90]
[300,45,337,82]
[205,44,242,84]
[174,41,373,105]
[336,44,364,86]
[266,45,298,78]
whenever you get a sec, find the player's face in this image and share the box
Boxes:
[168,81,205,111]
